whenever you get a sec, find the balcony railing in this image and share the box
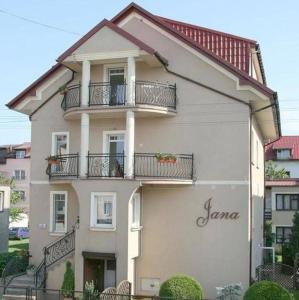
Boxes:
[89,82,126,106]
[61,84,80,111]
[61,81,176,111]
[46,154,79,179]
[87,153,125,178]
[134,153,193,180]
[264,209,272,220]
[135,81,176,109]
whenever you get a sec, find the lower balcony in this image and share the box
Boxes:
[46,152,194,183]
[46,154,79,179]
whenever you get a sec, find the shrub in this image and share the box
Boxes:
[243,281,293,300]
[61,261,75,297]
[159,274,203,300]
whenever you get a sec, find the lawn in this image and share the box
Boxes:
[8,239,29,253]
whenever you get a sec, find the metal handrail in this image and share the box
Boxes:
[134,153,193,180]
[61,84,81,111]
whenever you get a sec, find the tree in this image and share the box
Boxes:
[0,175,24,224]
[265,161,289,180]
[282,212,299,266]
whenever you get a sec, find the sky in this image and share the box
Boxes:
[0,0,299,145]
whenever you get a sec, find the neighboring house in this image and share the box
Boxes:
[7,3,280,298]
[0,186,11,253]
[265,136,299,248]
[0,143,31,215]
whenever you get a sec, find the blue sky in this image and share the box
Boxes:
[1,0,299,144]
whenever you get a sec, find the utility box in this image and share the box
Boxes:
[0,186,10,253]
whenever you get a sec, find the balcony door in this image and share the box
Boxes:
[105,66,126,105]
[103,131,125,177]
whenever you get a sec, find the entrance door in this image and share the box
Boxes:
[104,132,125,177]
[108,68,125,105]
[84,258,105,292]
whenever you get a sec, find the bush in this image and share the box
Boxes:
[159,274,203,300]
[243,281,293,300]
[61,261,75,297]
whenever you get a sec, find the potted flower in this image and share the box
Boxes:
[61,261,75,300]
[26,264,36,276]
[155,153,177,163]
[46,155,61,165]
[59,85,68,95]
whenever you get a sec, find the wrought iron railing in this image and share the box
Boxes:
[1,254,29,292]
[46,153,79,179]
[87,153,125,178]
[61,84,81,111]
[34,229,75,288]
[135,81,176,109]
[264,209,272,220]
[89,82,126,106]
[134,153,193,180]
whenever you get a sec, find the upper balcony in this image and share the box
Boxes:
[61,80,176,119]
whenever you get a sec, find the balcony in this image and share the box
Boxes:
[61,81,176,119]
[46,152,193,183]
[46,154,79,179]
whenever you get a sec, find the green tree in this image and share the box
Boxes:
[282,212,299,266]
[265,161,289,179]
[0,175,24,223]
[264,221,274,247]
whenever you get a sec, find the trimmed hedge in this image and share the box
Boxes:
[159,274,203,300]
[243,281,293,300]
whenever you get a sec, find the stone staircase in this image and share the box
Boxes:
[2,274,35,300]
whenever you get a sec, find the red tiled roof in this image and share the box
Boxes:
[158,16,256,73]
[266,179,299,187]
[265,136,299,160]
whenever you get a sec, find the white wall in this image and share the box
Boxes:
[274,161,299,178]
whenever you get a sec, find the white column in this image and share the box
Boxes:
[127,56,136,105]
[81,60,90,106]
[80,113,89,177]
[125,110,135,178]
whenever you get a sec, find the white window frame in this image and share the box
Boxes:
[16,150,26,159]
[102,130,126,153]
[49,191,68,234]
[132,193,141,229]
[103,63,127,82]
[277,149,291,160]
[90,192,116,231]
[14,169,25,180]
[51,132,69,156]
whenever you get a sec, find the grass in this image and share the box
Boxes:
[8,239,29,253]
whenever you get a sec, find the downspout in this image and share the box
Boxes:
[155,52,255,285]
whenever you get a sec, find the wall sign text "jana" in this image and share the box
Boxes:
[196,198,240,227]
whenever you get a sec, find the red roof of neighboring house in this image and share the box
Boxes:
[266,179,299,187]
[265,136,299,160]
[158,16,256,74]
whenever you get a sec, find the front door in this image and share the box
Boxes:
[104,133,125,177]
[84,258,105,292]
[108,68,125,105]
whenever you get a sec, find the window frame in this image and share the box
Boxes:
[14,169,25,180]
[276,194,299,211]
[0,191,4,212]
[16,150,26,159]
[90,192,116,231]
[49,191,68,234]
[102,130,126,154]
[276,149,291,160]
[132,193,141,229]
[276,226,292,244]
[51,132,69,156]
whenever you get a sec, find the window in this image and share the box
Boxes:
[132,193,141,228]
[14,170,25,180]
[16,150,26,159]
[50,191,67,233]
[276,227,292,244]
[90,192,116,230]
[276,194,299,210]
[52,132,69,155]
[277,149,291,160]
[16,191,25,201]
[0,191,4,212]
[106,260,116,271]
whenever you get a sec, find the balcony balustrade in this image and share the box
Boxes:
[61,81,176,111]
[46,154,79,179]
